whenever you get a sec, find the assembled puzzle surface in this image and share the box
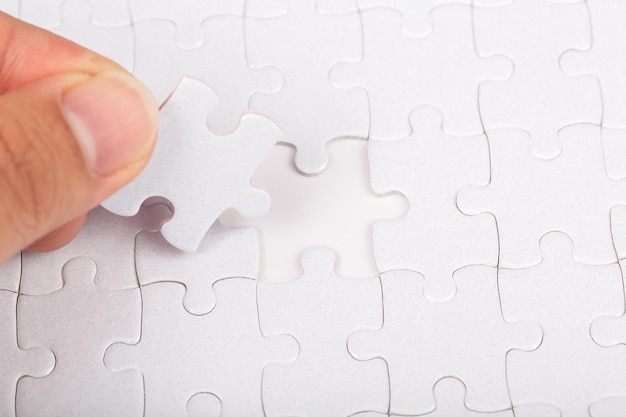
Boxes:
[2,0,626,415]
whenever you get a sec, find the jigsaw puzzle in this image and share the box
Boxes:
[3,0,626,415]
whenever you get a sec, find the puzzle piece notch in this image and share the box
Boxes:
[102,77,282,252]
[0,290,54,417]
[602,128,626,181]
[0,253,21,292]
[259,247,389,416]
[129,0,245,48]
[500,232,626,415]
[21,204,170,295]
[560,0,626,129]
[135,220,260,315]
[246,0,368,174]
[348,266,541,414]
[187,392,222,417]
[220,139,407,282]
[473,0,601,158]
[16,257,142,417]
[133,17,282,134]
[457,124,626,268]
[106,278,298,417]
[330,5,512,139]
[369,106,497,301]
[21,0,130,28]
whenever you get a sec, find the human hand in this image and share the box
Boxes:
[0,12,158,263]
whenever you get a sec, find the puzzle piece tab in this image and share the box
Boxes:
[16,258,142,417]
[106,278,298,417]
[102,78,282,252]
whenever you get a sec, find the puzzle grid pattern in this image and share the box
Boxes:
[2,0,626,416]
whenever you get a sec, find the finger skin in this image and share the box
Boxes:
[0,12,158,262]
[27,214,87,252]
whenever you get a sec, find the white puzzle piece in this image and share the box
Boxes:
[21,204,170,295]
[457,124,626,268]
[20,0,129,27]
[246,0,368,174]
[16,258,142,417]
[348,266,541,415]
[317,0,471,38]
[473,0,601,158]
[427,378,513,417]
[105,278,298,417]
[258,247,389,416]
[330,5,511,139]
[133,17,282,134]
[187,392,222,417]
[369,107,497,301]
[135,221,260,315]
[102,77,282,252]
[47,0,134,71]
[0,290,54,417]
[129,0,244,48]
[561,0,626,129]
[500,232,626,416]
[220,140,407,282]
[0,254,20,292]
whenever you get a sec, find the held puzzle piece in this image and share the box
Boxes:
[102,77,282,252]
[5,0,626,415]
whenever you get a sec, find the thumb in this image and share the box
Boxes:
[0,70,158,262]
